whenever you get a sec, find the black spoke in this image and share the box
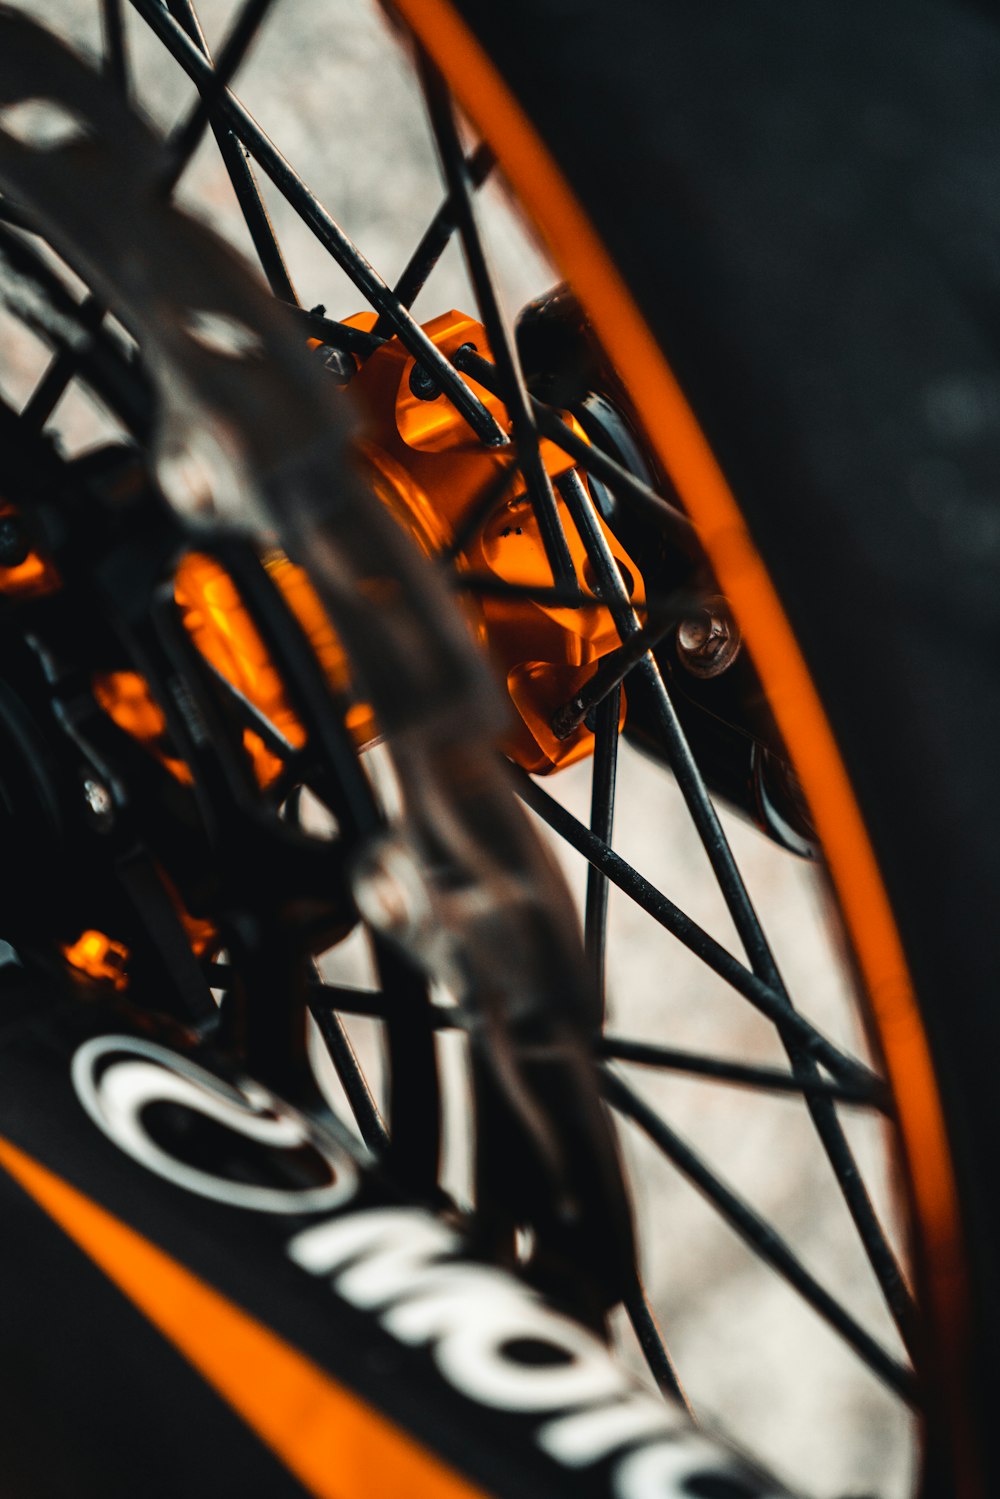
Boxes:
[161,0,278,196]
[0,196,33,231]
[452,346,697,556]
[603,1069,918,1406]
[86,10,922,1408]
[129,0,504,442]
[454,570,691,621]
[100,0,129,98]
[551,610,687,741]
[454,572,605,610]
[556,467,919,1358]
[201,660,297,761]
[21,293,104,432]
[601,1035,893,1113]
[310,998,389,1154]
[373,140,495,337]
[162,0,298,304]
[623,1281,691,1411]
[419,58,576,585]
[287,307,381,356]
[516,772,880,1094]
[584,689,619,1017]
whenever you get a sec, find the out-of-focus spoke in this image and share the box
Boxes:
[310,998,389,1154]
[307,979,462,1031]
[603,1069,918,1406]
[101,0,129,98]
[21,293,104,432]
[453,570,691,620]
[601,1035,893,1113]
[454,572,603,609]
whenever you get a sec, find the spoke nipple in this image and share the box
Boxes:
[676,595,741,679]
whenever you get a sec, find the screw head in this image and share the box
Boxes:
[676,596,741,679]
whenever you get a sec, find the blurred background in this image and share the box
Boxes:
[3,3,914,1493]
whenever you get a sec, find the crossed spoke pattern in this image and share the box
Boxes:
[12,0,921,1428]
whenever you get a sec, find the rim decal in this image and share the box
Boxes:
[71,1034,360,1215]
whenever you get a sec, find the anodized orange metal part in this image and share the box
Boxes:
[13,311,646,987]
[60,929,130,991]
[96,309,645,787]
[0,502,61,598]
[344,308,644,773]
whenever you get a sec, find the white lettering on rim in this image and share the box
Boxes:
[72,1033,358,1214]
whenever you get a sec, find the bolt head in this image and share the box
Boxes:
[676,596,741,679]
[408,361,441,402]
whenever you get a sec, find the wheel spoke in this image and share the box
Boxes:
[308,980,458,1025]
[603,1068,918,1406]
[453,573,604,609]
[418,58,576,584]
[556,467,919,1358]
[451,346,696,554]
[162,0,298,304]
[20,293,104,432]
[100,0,130,99]
[551,611,687,741]
[584,688,620,1016]
[622,1279,690,1410]
[516,772,879,1093]
[161,0,278,195]
[453,570,690,620]
[373,140,495,337]
[129,0,505,443]
[202,659,297,761]
[601,1035,893,1113]
[309,997,389,1154]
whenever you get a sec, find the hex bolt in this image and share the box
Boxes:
[676,597,742,679]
